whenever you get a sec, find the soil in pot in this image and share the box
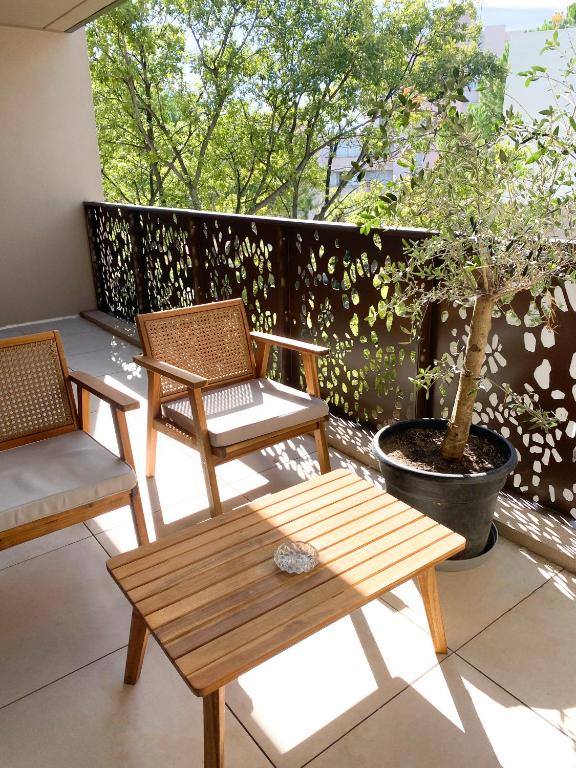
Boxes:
[381,427,507,475]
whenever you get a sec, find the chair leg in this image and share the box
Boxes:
[146,373,161,478]
[200,451,222,517]
[78,386,91,432]
[124,609,149,685]
[146,425,158,478]
[188,388,222,517]
[314,424,331,474]
[129,487,149,546]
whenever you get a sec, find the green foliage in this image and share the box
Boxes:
[361,101,576,319]
[88,0,495,218]
[469,43,509,138]
[359,50,576,437]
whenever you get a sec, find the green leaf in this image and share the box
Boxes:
[526,148,545,163]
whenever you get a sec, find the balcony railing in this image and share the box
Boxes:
[84,201,576,519]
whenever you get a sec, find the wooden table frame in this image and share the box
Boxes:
[107,469,465,767]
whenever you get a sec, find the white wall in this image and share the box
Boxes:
[481,24,508,58]
[504,28,576,120]
[0,26,103,326]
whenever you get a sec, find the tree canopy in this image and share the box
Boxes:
[88,0,497,218]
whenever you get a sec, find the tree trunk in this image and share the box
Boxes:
[140,47,165,206]
[291,179,300,218]
[441,294,494,460]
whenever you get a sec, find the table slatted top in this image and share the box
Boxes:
[107,469,465,696]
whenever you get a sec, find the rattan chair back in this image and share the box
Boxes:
[0,332,77,450]
[136,299,256,398]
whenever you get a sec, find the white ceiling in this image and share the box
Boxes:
[0,0,123,33]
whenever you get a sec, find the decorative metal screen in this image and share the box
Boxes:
[86,204,138,321]
[85,202,576,518]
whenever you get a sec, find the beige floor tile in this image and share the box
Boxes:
[74,389,120,430]
[308,654,576,768]
[1,317,101,339]
[86,402,145,456]
[215,435,317,485]
[136,430,199,476]
[215,457,282,486]
[142,458,240,513]
[328,448,386,489]
[0,523,91,571]
[0,537,132,707]
[84,471,244,539]
[101,368,150,403]
[0,641,272,768]
[84,502,154,537]
[87,398,203,481]
[95,492,251,557]
[62,330,132,357]
[226,598,446,768]
[96,519,147,557]
[83,425,196,537]
[230,456,322,501]
[146,487,250,539]
[458,569,576,740]
[87,393,109,417]
[382,538,560,649]
[68,344,141,378]
[228,445,386,503]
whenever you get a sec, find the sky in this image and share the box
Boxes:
[477,1,572,30]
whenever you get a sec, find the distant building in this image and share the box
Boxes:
[319,139,398,197]
[316,25,508,215]
[504,27,576,120]
[482,23,508,58]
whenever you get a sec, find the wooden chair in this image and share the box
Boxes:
[0,331,148,551]
[135,298,331,516]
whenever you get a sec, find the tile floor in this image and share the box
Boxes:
[1,316,575,767]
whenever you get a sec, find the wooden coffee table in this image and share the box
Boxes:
[107,469,465,767]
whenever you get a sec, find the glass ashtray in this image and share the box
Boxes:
[274,541,319,574]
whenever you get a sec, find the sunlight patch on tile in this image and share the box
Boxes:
[238,616,378,755]
[227,600,444,768]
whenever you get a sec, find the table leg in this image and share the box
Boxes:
[124,609,149,684]
[203,688,225,768]
[417,567,448,654]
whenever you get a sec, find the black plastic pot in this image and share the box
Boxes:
[372,418,518,559]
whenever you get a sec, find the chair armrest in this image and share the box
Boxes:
[134,355,207,389]
[69,371,140,412]
[250,331,329,357]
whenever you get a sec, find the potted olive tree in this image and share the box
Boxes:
[361,65,576,560]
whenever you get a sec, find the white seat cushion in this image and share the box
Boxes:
[0,431,136,531]
[162,378,329,448]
